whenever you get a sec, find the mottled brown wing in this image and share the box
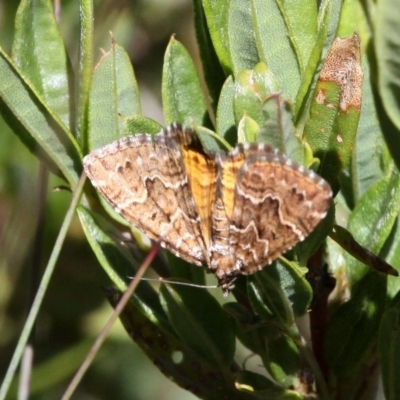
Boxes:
[231,146,332,274]
[210,143,332,287]
[83,129,208,266]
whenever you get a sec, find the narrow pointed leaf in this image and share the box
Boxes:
[216,75,236,140]
[347,167,400,283]
[0,48,81,186]
[77,206,173,329]
[250,0,301,102]
[264,327,300,387]
[88,41,141,151]
[257,94,304,163]
[12,0,70,127]
[193,0,226,110]
[228,0,259,74]
[162,37,208,126]
[77,206,135,291]
[248,260,312,326]
[324,271,387,377]
[77,0,94,143]
[233,63,278,127]
[303,34,363,192]
[280,0,318,70]
[351,58,388,201]
[201,0,232,73]
[106,288,247,400]
[160,283,235,365]
[237,115,259,143]
[383,217,400,298]
[123,115,162,136]
[376,0,400,134]
[330,225,398,277]
[295,0,342,119]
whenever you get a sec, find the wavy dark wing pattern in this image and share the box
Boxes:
[84,124,332,291]
[210,144,332,288]
[83,127,208,266]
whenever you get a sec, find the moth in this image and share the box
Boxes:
[83,124,332,292]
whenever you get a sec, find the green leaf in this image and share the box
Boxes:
[88,41,141,151]
[192,0,226,110]
[257,94,304,163]
[77,206,135,291]
[77,0,94,142]
[226,300,301,389]
[228,0,259,74]
[223,301,270,359]
[330,225,398,277]
[347,167,400,284]
[77,206,173,327]
[337,0,368,37]
[294,39,324,121]
[351,57,388,202]
[108,288,254,400]
[268,260,312,318]
[324,271,387,377]
[237,115,259,143]
[248,260,312,326]
[280,0,318,71]
[230,303,300,388]
[324,168,400,378]
[303,34,363,192]
[264,326,300,387]
[0,48,81,186]
[376,0,400,134]
[160,283,235,365]
[233,63,278,127]
[303,80,341,162]
[201,0,232,73]
[379,301,400,400]
[12,0,70,127]
[123,115,162,136]
[112,42,141,117]
[295,0,342,119]
[317,0,344,57]
[382,216,400,298]
[216,75,236,141]
[194,124,226,152]
[250,0,301,102]
[162,37,208,126]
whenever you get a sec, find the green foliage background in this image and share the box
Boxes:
[1,0,400,399]
[0,1,199,399]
